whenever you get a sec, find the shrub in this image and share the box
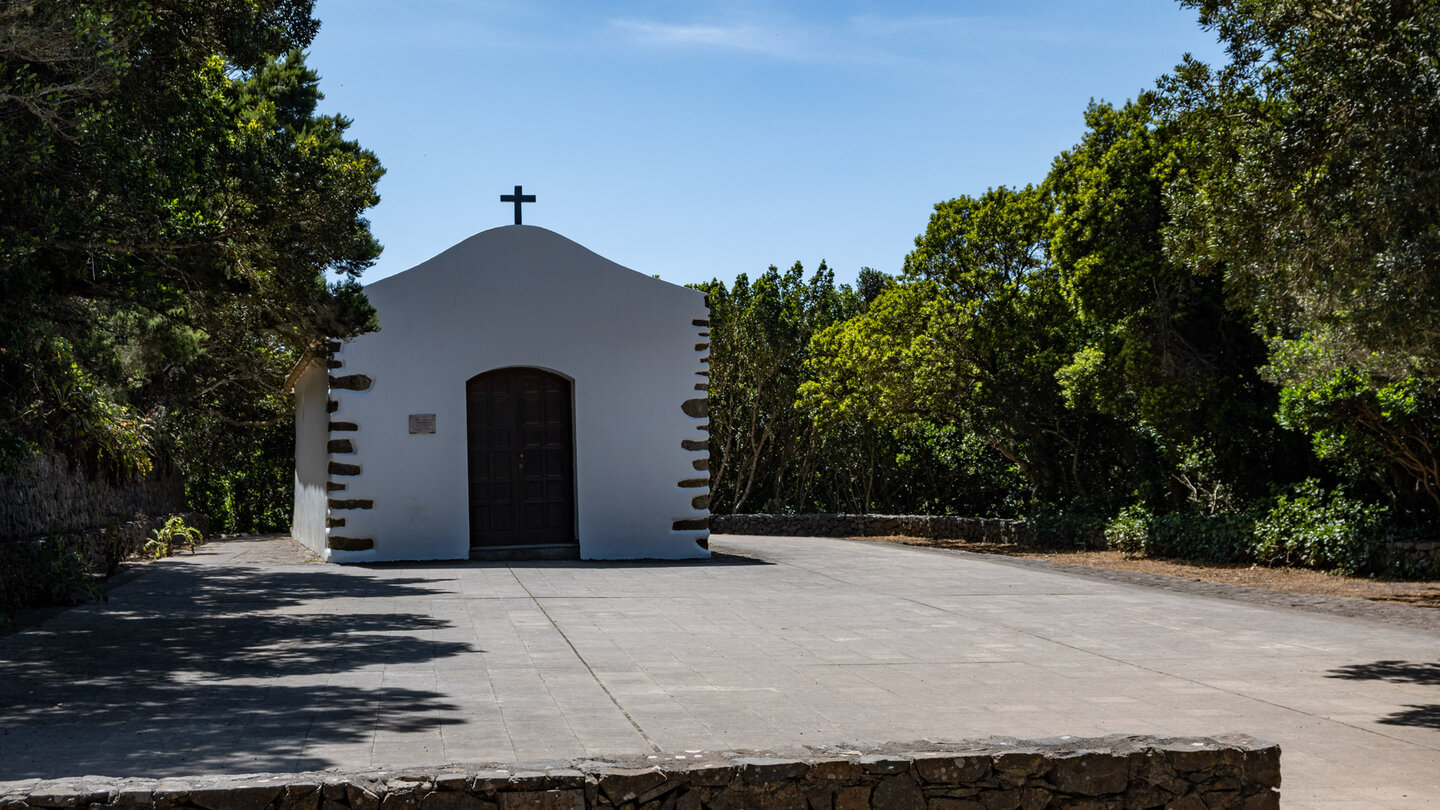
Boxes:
[1150,512,1255,562]
[1105,506,1254,562]
[1252,480,1387,574]
[1027,502,1108,548]
[0,541,106,625]
[143,516,205,560]
[1104,504,1152,555]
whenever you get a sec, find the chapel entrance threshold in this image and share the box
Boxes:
[468,543,580,562]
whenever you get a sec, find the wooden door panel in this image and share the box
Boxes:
[467,368,574,547]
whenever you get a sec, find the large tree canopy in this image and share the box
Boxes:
[1158,0,1440,514]
[1160,0,1440,367]
[0,0,381,481]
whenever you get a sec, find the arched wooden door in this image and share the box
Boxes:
[465,368,575,548]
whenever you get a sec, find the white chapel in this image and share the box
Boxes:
[286,221,711,562]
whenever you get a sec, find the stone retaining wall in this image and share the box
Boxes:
[0,511,209,615]
[0,452,185,542]
[1380,538,1440,578]
[712,514,1029,545]
[0,735,1279,810]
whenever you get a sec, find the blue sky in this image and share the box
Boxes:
[307,1,1226,288]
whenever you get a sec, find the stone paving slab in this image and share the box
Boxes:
[0,534,1436,809]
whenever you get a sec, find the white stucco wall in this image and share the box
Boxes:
[291,360,331,557]
[322,225,709,561]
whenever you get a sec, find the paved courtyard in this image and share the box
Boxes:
[0,535,1436,809]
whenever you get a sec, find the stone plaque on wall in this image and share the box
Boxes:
[408,413,436,434]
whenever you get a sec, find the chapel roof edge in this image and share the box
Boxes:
[363,225,703,300]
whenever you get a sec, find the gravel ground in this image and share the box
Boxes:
[852,535,1440,632]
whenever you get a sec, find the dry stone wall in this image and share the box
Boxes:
[711,514,1029,545]
[0,735,1279,810]
[1380,537,1440,578]
[0,451,201,615]
[0,452,184,542]
[0,511,209,615]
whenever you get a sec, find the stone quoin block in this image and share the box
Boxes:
[327,439,354,454]
[326,536,374,551]
[681,398,708,419]
[672,519,709,531]
[326,359,343,369]
[328,498,374,510]
[328,374,373,391]
[691,494,710,510]
[677,478,709,488]
[326,482,347,492]
[694,343,709,352]
[327,399,339,413]
[329,462,361,476]
[326,517,345,528]
[681,439,708,452]
[329,421,359,432]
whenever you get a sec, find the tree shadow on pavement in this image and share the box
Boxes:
[1326,660,1440,729]
[0,564,475,780]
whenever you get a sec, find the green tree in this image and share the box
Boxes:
[1158,0,1440,517]
[803,186,1112,506]
[1046,99,1296,511]
[695,261,863,513]
[1,0,382,527]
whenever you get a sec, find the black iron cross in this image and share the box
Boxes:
[500,185,536,225]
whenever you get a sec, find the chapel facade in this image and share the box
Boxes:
[286,225,711,561]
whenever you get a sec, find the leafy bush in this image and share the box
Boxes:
[1027,502,1108,548]
[1148,511,1255,563]
[0,541,105,625]
[143,516,205,560]
[1252,480,1387,574]
[1104,504,1152,555]
[1105,505,1253,562]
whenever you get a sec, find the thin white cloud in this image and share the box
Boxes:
[846,14,977,37]
[609,9,1089,68]
[611,19,808,59]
